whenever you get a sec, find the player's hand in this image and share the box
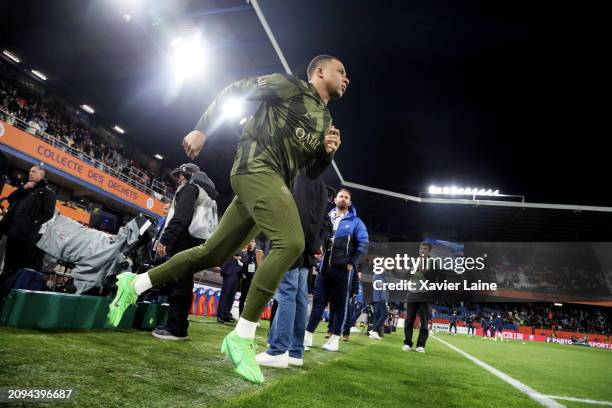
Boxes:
[182,130,207,159]
[347,263,354,272]
[324,126,341,154]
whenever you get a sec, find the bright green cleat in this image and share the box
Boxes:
[107,272,138,327]
[221,330,264,384]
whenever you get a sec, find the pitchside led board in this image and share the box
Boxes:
[361,240,612,304]
[0,120,166,217]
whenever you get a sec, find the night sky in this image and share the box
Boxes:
[1,0,609,239]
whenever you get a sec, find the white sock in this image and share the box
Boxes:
[133,273,152,295]
[235,317,257,339]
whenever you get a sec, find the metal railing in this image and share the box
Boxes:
[0,109,172,202]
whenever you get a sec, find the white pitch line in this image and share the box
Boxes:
[543,396,612,406]
[431,335,565,408]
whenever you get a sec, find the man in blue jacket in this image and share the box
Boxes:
[304,188,369,352]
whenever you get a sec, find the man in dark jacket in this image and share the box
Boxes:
[238,239,260,316]
[481,314,490,338]
[368,269,388,340]
[256,172,328,368]
[0,165,55,287]
[305,188,369,352]
[217,252,244,323]
[494,314,505,341]
[449,311,458,335]
[403,241,434,353]
[466,314,476,336]
[151,163,217,341]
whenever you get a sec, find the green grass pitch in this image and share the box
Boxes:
[1,318,610,407]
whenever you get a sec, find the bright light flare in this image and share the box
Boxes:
[222,98,244,119]
[169,33,206,79]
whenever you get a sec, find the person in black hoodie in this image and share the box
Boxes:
[0,165,55,287]
[255,172,328,368]
[151,163,218,341]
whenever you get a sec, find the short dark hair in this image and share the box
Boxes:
[32,165,46,177]
[307,55,341,79]
[420,241,432,250]
[337,188,351,198]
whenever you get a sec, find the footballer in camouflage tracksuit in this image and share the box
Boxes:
[146,60,349,323]
[109,55,349,384]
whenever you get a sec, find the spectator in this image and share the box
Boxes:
[256,172,328,368]
[305,188,369,353]
[449,311,458,335]
[466,314,476,336]
[150,164,217,341]
[368,268,388,340]
[238,239,261,316]
[0,165,56,288]
[217,252,244,324]
[494,314,504,341]
[403,241,435,353]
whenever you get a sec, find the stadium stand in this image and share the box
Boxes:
[0,60,175,201]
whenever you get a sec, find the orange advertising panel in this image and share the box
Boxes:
[0,120,165,216]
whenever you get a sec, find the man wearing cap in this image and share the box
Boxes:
[151,163,218,341]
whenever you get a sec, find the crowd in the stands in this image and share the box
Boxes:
[0,62,174,196]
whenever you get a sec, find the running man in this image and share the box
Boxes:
[107,55,349,384]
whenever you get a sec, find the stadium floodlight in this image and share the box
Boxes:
[554,303,563,307]
[171,36,183,48]
[31,70,47,81]
[113,125,125,134]
[239,117,247,125]
[169,33,206,79]
[122,14,132,22]
[2,50,20,63]
[80,104,95,114]
[223,98,244,119]
[154,154,163,160]
[427,185,502,197]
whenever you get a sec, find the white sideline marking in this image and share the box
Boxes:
[431,335,565,408]
[544,396,612,406]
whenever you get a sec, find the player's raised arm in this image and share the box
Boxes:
[183,74,298,159]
